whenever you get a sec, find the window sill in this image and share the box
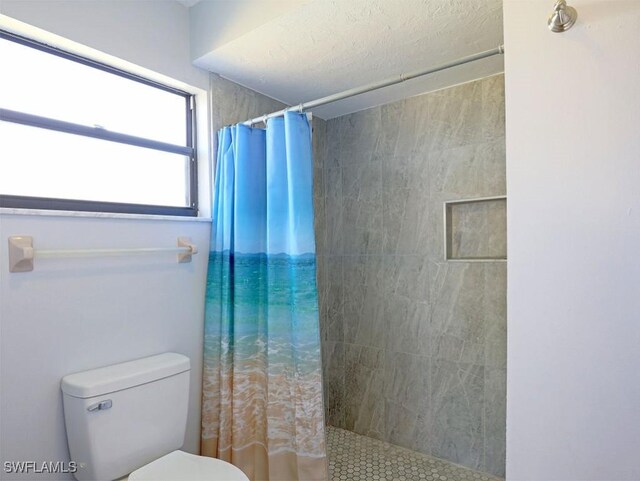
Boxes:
[0,208,212,223]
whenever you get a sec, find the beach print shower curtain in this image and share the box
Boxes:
[202,112,328,481]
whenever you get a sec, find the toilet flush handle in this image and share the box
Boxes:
[87,400,112,412]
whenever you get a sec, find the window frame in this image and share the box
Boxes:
[0,30,198,217]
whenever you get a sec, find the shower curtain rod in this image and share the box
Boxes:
[242,44,504,126]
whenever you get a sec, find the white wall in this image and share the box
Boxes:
[0,213,211,480]
[504,2,640,480]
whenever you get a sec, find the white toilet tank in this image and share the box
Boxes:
[61,353,191,481]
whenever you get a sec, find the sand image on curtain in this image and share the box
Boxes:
[202,112,328,481]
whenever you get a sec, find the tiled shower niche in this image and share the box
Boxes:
[445,196,507,261]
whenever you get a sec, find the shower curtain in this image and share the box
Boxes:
[202,112,328,481]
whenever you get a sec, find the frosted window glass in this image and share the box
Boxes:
[0,122,189,207]
[0,38,187,146]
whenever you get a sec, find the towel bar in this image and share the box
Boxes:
[8,236,197,272]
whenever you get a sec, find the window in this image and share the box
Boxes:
[0,31,197,216]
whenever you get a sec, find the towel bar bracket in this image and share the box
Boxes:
[177,237,198,263]
[8,236,35,273]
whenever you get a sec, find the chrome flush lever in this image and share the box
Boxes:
[87,400,112,412]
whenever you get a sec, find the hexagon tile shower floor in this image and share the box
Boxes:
[326,426,503,481]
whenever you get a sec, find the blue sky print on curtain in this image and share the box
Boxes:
[202,112,328,481]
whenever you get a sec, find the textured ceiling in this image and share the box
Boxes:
[189,0,503,119]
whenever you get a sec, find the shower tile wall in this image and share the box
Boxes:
[315,75,507,477]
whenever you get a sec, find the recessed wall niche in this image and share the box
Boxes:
[444,196,507,261]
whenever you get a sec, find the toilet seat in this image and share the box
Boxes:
[127,450,249,481]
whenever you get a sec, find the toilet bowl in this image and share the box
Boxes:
[127,451,248,481]
[61,353,248,481]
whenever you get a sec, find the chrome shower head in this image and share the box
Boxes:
[548,0,577,33]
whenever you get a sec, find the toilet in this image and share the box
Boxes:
[61,352,248,481]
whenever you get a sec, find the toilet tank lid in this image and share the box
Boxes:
[61,353,190,399]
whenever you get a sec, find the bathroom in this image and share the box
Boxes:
[1,1,639,481]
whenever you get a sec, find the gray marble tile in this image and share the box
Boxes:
[383,256,431,355]
[342,156,382,204]
[344,343,386,439]
[377,101,403,157]
[382,348,431,452]
[405,94,434,159]
[385,255,430,301]
[384,294,431,356]
[324,151,343,255]
[340,108,383,165]
[312,119,327,254]
[425,80,484,153]
[342,156,383,255]
[343,256,385,349]
[312,118,326,197]
[323,118,340,179]
[383,197,431,257]
[316,254,328,341]
[384,351,430,410]
[382,154,431,255]
[484,263,507,369]
[382,148,429,196]
[429,360,485,471]
[483,367,506,478]
[342,198,383,255]
[321,337,331,412]
[323,341,346,428]
[429,262,487,365]
[380,94,431,158]
[313,194,326,255]
[481,74,506,141]
[325,256,344,343]
[324,202,343,255]
[384,400,417,449]
[429,140,507,202]
[324,118,342,177]
[313,117,327,152]
[412,401,433,456]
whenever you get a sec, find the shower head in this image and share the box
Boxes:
[548,0,577,33]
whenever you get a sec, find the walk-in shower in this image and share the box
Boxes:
[312,73,507,480]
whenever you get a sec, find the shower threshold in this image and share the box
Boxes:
[326,426,503,481]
